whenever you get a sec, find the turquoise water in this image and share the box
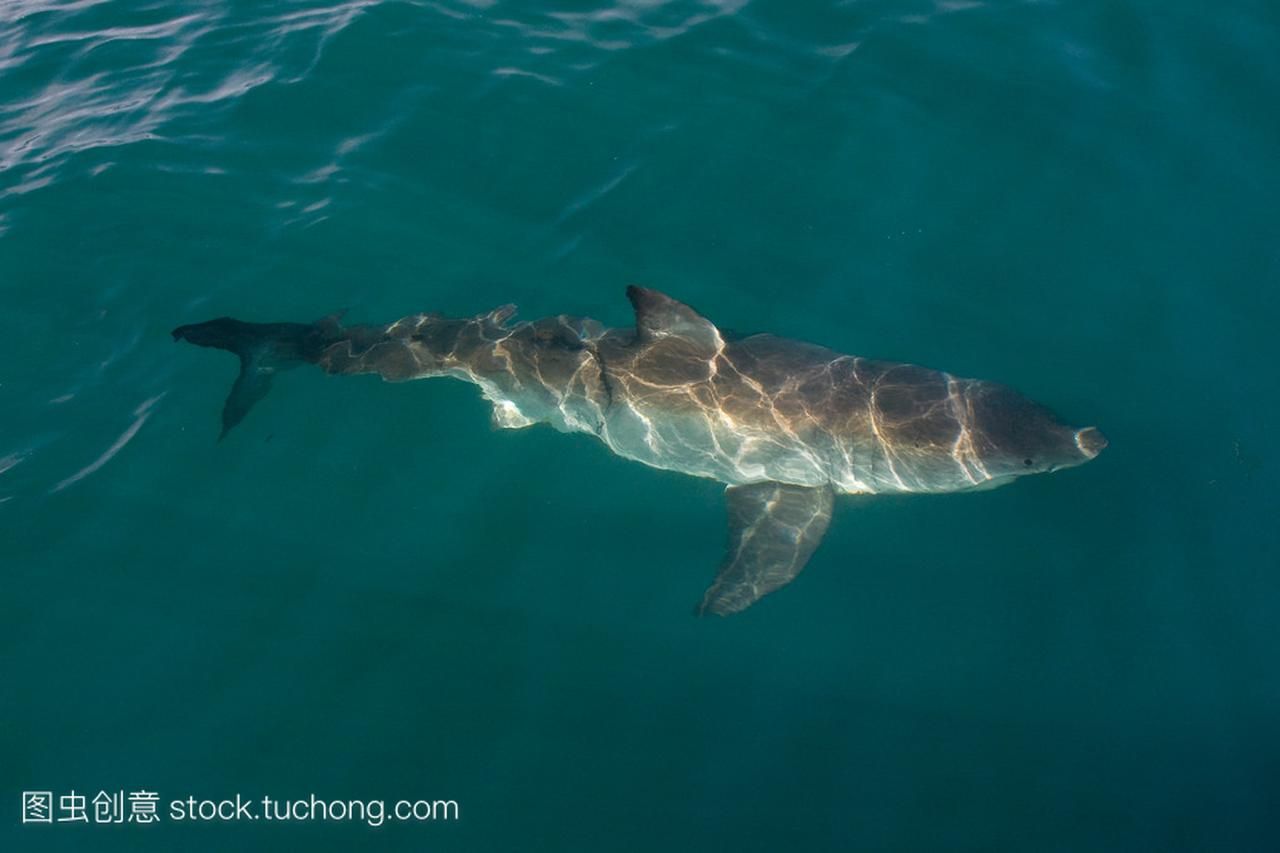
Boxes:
[3,1,1278,850]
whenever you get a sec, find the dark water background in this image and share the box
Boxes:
[3,1,1278,850]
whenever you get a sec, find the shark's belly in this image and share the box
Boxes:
[596,401,832,486]
[476,374,995,495]
[824,430,1007,495]
[466,346,994,494]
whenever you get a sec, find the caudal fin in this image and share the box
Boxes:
[172,316,333,439]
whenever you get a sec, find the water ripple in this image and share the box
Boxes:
[0,452,27,478]
[0,0,381,185]
[50,393,164,494]
[490,0,749,59]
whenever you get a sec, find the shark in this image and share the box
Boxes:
[173,286,1106,615]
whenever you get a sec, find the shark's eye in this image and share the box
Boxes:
[1024,458,1033,466]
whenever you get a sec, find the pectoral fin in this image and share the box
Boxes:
[697,482,834,616]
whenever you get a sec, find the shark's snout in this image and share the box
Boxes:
[1075,427,1108,459]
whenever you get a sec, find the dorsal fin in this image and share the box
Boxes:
[625,286,722,352]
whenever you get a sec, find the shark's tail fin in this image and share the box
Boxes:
[172,316,338,439]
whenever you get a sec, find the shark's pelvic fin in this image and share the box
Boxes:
[697,481,835,616]
[626,285,722,352]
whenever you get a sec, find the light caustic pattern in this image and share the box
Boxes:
[312,287,1103,495]
[173,287,1105,614]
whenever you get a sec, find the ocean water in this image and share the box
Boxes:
[2,1,1278,850]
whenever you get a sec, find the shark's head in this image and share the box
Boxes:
[968,383,1106,481]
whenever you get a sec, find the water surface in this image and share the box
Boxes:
[2,1,1278,850]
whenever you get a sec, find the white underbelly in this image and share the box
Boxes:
[597,403,830,486]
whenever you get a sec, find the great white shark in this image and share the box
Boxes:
[173,287,1106,615]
